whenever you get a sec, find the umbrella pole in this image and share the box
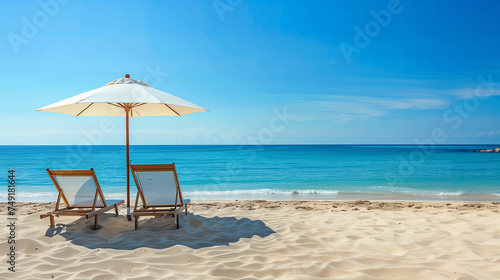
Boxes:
[126,106,131,220]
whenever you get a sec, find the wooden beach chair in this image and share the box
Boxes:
[40,169,124,230]
[130,163,190,230]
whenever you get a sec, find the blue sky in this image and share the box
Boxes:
[1,0,500,145]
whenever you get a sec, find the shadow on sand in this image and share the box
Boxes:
[45,213,275,250]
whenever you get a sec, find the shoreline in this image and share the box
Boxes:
[3,199,500,213]
[3,192,500,203]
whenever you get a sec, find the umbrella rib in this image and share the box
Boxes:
[108,103,125,109]
[76,103,94,117]
[164,104,181,116]
[130,103,145,117]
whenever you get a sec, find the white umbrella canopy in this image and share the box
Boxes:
[37,76,208,117]
[37,75,209,218]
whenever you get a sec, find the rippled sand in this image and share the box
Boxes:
[1,200,500,279]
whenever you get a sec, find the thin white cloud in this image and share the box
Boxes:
[463,130,500,138]
[272,76,499,125]
[296,95,449,123]
[285,77,500,123]
[385,98,449,110]
[449,88,500,100]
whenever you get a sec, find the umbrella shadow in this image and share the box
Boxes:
[46,213,275,250]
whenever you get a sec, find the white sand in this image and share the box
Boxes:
[1,200,500,279]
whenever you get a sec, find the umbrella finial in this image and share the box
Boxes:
[125,74,130,78]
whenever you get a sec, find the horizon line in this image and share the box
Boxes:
[0,144,498,146]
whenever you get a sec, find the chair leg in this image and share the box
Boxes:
[49,215,55,227]
[134,216,138,230]
[93,215,98,230]
[185,204,188,215]
[114,204,119,216]
[176,214,179,229]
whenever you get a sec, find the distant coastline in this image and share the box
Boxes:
[474,147,500,153]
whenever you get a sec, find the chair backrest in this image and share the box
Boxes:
[130,164,183,208]
[47,169,106,208]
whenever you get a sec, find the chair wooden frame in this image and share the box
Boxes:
[130,163,189,230]
[40,169,124,230]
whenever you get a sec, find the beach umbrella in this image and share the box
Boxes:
[36,74,208,218]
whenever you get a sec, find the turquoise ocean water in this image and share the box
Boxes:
[1,145,499,202]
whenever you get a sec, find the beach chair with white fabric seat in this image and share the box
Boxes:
[41,169,124,230]
[130,163,190,230]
